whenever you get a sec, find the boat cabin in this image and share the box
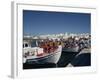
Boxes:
[23,41,31,48]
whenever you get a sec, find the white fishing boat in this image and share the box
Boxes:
[67,48,91,67]
[77,48,91,56]
[23,40,62,64]
[62,44,79,52]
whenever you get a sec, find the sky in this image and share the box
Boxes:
[23,10,91,35]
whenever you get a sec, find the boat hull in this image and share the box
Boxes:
[24,46,62,64]
[62,47,79,52]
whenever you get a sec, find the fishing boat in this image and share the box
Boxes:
[23,40,62,64]
[77,48,91,56]
[67,48,91,67]
[62,44,79,52]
